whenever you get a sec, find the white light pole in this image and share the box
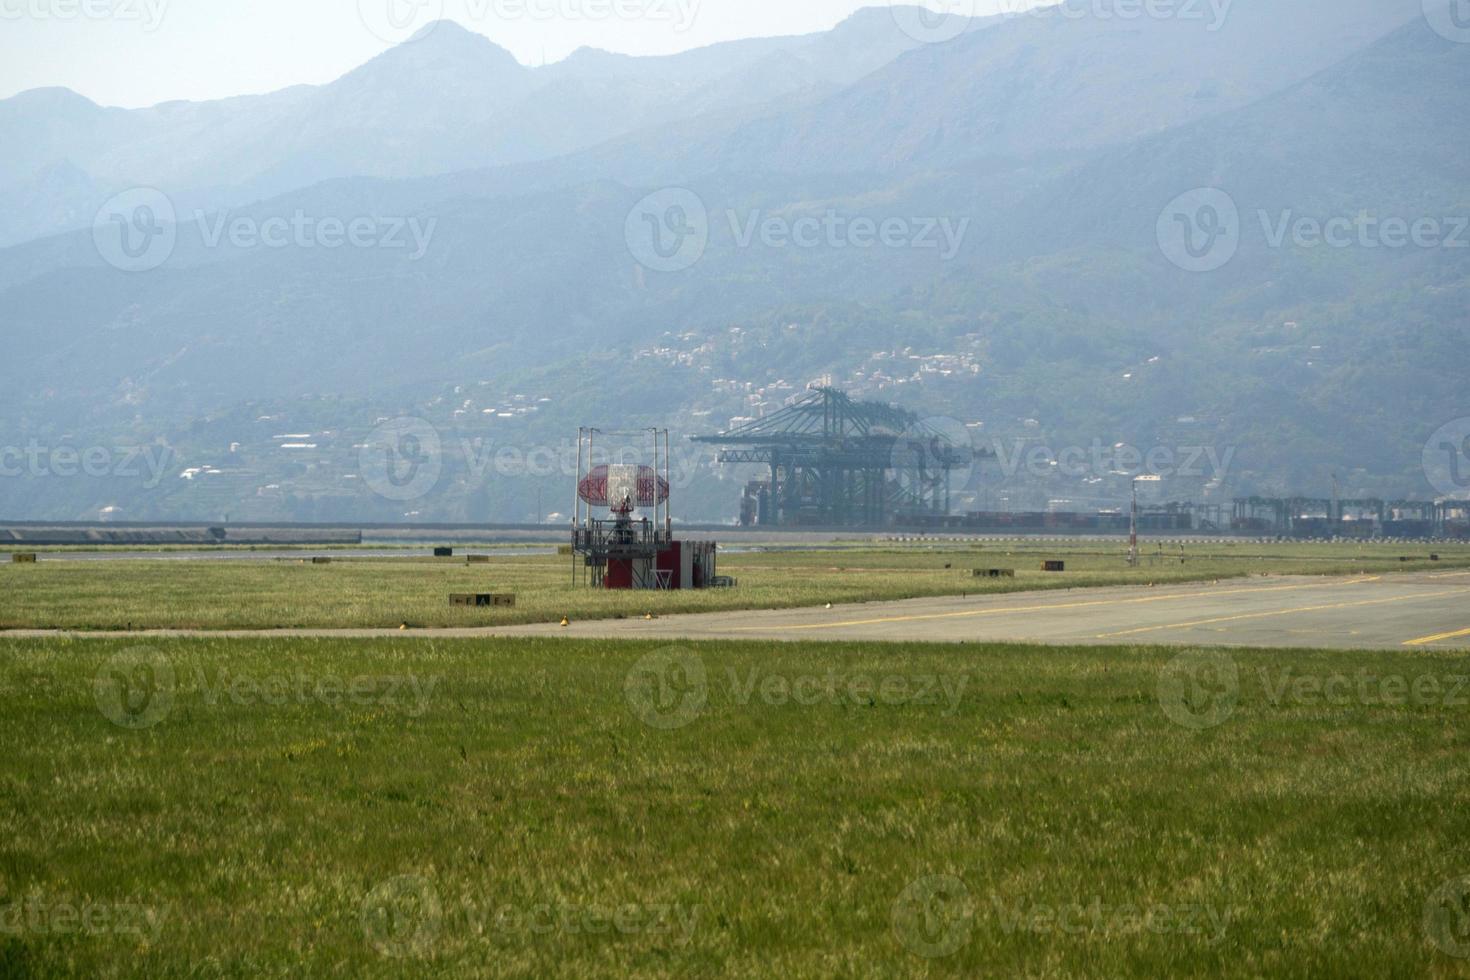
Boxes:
[1131,475,1162,567]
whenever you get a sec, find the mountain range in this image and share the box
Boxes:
[0,8,936,249]
[0,0,1465,522]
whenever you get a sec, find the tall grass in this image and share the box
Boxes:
[1,541,1467,631]
[0,636,1466,976]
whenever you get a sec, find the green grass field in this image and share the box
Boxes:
[2,636,1468,977]
[3,540,1468,631]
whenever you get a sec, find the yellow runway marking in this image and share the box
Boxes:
[1096,587,1470,640]
[729,577,1381,633]
[1403,627,1470,648]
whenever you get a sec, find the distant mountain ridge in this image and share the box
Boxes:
[0,4,1465,520]
[0,8,940,249]
[643,0,1428,174]
[2,14,1462,393]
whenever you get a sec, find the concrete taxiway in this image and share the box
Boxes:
[6,572,1469,650]
[487,571,1470,650]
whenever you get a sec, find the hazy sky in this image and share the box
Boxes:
[0,0,1024,108]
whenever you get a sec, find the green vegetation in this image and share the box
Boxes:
[1,636,1467,976]
[2,541,1468,631]
[10,542,558,554]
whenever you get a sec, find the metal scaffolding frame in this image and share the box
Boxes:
[571,427,673,587]
[1231,496,1470,536]
[693,387,983,528]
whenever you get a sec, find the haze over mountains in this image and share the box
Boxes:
[0,0,1466,522]
[0,8,930,249]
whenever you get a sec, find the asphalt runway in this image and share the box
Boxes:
[491,571,1470,650]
